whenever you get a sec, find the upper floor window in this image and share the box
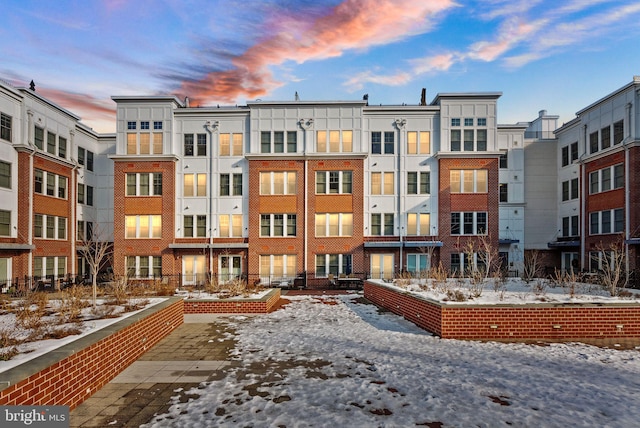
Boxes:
[184,173,207,197]
[562,215,579,238]
[406,213,430,236]
[77,183,93,206]
[450,119,486,151]
[316,171,352,194]
[371,213,394,236]
[220,173,243,196]
[371,172,394,195]
[154,121,163,130]
[127,121,136,130]
[260,171,297,195]
[317,130,352,153]
[0,161,11,189]
[451,212,487,235]
[449,170,488,193]
[0,210,10,236]
[499,183,508,202]
[589,164,624,194]
[451,118,460,126]
[371,131,394,154]
[477,118,487,126]
[126,173,162,196]
[261,131,298,154]
[140,121,150,130]
[613,120,624,145]
[260,214,297,237]
[464,118,473,126]
[220,133,243,156]
[34,169,67,199]
[183,215,207,238]
[315,213,353,237]
[219,214,243,237]
[34,126,44,150]
[590,208,623,235]
[406,131,430,154]
[128,129,163,155]
[78,147,95,171]
[601,125,611,150]
[562,142,579,167]
[34,214,67,240]
[499,151,508,168]
[561,178,578,201]
[183,134,206,156]
[0,113,11,142]
[125,215,162,239]
[407,171,430,194]
[589,131,598,154]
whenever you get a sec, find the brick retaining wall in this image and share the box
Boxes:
[364,281,640,341]
[0,297,183,409]
[183,288,281,314]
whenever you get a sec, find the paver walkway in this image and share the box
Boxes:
[70,316,244,427]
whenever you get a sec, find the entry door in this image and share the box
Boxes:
[371,254,393,280]
[219,255,241,283]
[183,255,206,285]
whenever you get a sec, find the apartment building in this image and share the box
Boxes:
[1,76,638,289]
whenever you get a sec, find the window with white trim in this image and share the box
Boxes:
[220,173,243,196]
[589,164,624,194]
[315,213,353,237]
[126,173,162,196]
[562,215,579,237]
[261,131,297,153]
[126,255,161,278]
[219,214,243,237]
[407,253,430,275]
[0,210,10,236]
[317,130,352,153]
[0,161,11,189]
[259,254,297,282]
[77,220,93,241]
[407,131,430,154]
[589,208,623,235]
[315,254,353,277]
[34,214,66,240]
[0,113,11,142]
[259,171,297,195]
[371,213,394,236]
[451,212,487,235]
[561,178,578,201]
[127,125,163,155]
[183,215,207,238]
[220,133,244,156]
[371,172,394,195]
[260,214,296,237]
[406,213,430,236]
[33,256,66,279]
[450,170,488,193]
[184,173,206,197]
[407,171,430,194]
[125,215,162,238]
[316,171,352,194]
[34,169,68,199]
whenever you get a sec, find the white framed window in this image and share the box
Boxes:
[34,214,67,240]
[451,212,487,235]
[260,214,296,237]
[561,178,579,201]
[126,255,162,278]
[259,254,297,283]
[406,213,430,236]
[128,129,163,155]
[0,210,10,236]
[125,215,162,238]
[261,131,297,153]
[259,171,297,195]
[220,133,244,156]
[315,213,353,237]
[589,208,623,235]
[407,171,430,194]
[450,170,488,193]
[183,215,207,238]
[184,173,206,197]
[315,254,353,278]
[406,131,430,154]
[589,164,624,194]
[126,173,162,196]
[370,254,393,279]
[220,173,243,196]
[370,213,394,236]
[0,161,10,189]
[371,172,394,195]
[34,169,68,200]
[33,256,67,279]
[0,112,12,142]
[219,214,243,237]
[316,171,352,194]
[317,130,353,153]
[407,254,430,275]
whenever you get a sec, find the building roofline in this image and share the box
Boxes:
[575,76,640,116]
[19,87,81,121]
[111,95,185,106]
[431,92,502,105]
[246,100,368,107]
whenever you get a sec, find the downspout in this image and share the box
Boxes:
[26,109,34,279]
[580,124,587,269]
[395,118,406,273]
[299,118,313,285]
[69,130,77,277]
[624,101,633,276]
[205,120,219,281]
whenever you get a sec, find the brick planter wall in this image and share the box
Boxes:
[0,297,183,409]
[183,288,281,314]
[364,281,640,341]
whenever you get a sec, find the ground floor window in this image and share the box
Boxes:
[0,258,10,290]
[182,255,206,285]
[562,252,579,273]
[33,256,66,279]
[589,251,614,272]
[406,253,430,275]
[127,255,161,278]
[219,255,241,283]
[370,254,393,279]
[315,254,352,278]
[259,254,296,284]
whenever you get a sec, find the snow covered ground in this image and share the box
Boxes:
[146,293,640,427]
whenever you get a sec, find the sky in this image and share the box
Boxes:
[144,293,640,427]
[2,0,640,133]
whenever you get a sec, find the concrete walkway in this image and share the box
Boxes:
[70,315,245,427]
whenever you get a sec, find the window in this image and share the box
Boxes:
[77,220,93,241]
[451,118,460,126]
[562,146,569,167]
[287,131,297,153]
[370,213,394,236]
[33,256,67,279]
[259,172,297,195]
[407,172,430,194]
[58,176,67,199]
[450,170,488,193]
[259,254,297,282]
[562,215,579,237]
[126,173,162,196]
[317,130,352,153]
[77,147,93,170]
[0,210,9,236]
[601,126,611,150]
[274,131,284,153]
[184,173,206,197]
[58,137,67,158]
[451,130,461,151]
[125,215,162,238]
[590,209,624,235]
[140,121,149,130]
[0,113,11,142]
[570,142,579,162]
[34,126,44,150]
[127,121,136,130]
[315,254,353,277]
[499,151,508,169]
[197,134,207,156]
[476,129,487,151]
[0,161,10,189]
[407,131,430,154]
[589,131,598,154]
[406,213,430,236]
[184,215,207,238]
[315,213,353,237]
[451,212,487,235]
[613,120,624,145]
[589,164,624,194]
[499,183,508,202]
[407,254,430,275]
[370,254,393,280]
[371,172,394,195]
[77,183,93,205]
[154,121,162,130]
[33,214,67,239]
[126,256,161,278]
[384,131,394,154]
[316,171,352,194]
[464,118,473,126]
[260,214,296,237]
[371,132,381,154]
[220,173,243,196]
[46,172,55,196]
[260,131,296,153]
[47,132,56,155]
[464,130,474,151]
[220,133,243,156]
[184,134,194,156]
[219,214,243,237]
[477,118,487,126]
[562,178,578,201]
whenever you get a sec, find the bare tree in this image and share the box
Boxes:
[76,222,112,308]
[477,234,501,280]
[522,250,542,282]
[596,239,627,296]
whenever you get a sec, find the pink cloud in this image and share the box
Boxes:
[468,18,542,62]
[178,0,456,104]
[37,88,116,131]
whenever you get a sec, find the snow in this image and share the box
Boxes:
[175,289,272,300]
[0,298,167,373]
[145,293,640,427]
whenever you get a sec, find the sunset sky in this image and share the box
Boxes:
[2,0,640,133]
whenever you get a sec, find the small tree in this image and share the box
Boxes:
[596,239,627,296]
[522,250,542,282]
[76,222,112,308]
